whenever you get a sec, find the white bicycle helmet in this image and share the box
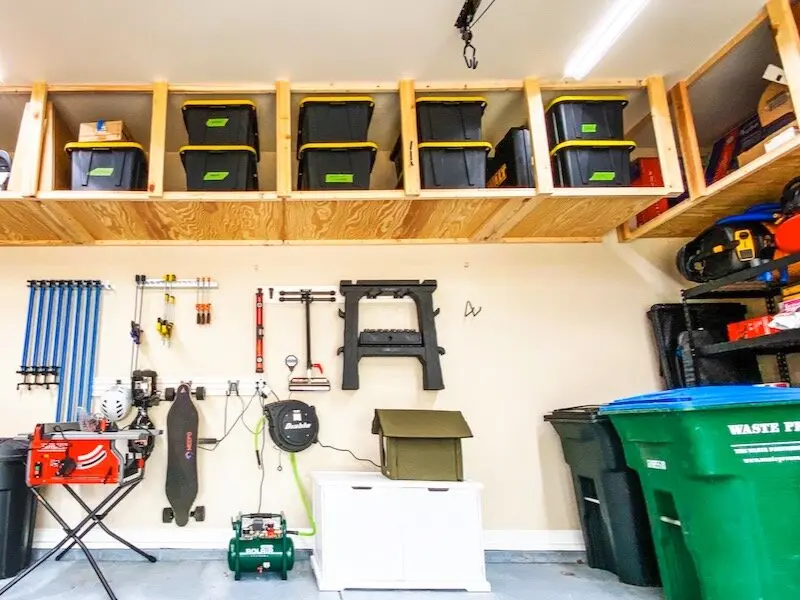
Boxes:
[99,384,133,422]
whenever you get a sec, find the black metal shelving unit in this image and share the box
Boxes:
[681,252,800,386]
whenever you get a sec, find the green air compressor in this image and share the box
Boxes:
[228,513,295,581]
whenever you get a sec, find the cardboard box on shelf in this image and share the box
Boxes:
[727,315,781,341]
[78,120,131,143]
[372,409,473,482]
[759,82,794,128]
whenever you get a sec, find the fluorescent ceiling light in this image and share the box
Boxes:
[564,0,651,80]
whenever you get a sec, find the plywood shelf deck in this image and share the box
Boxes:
[624,136,800,239]
[283,189,532,241]
[507,187,676,239]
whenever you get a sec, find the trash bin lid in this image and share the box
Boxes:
[599,386,800,415]
[544,405,604,423]
[0,438,28,462]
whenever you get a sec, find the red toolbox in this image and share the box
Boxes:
[727,315,781,341]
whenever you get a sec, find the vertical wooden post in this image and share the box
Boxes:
[670,81,705,198]
[275,80,293,198]
[147,81,168,197]
[767,0,800,117]
[399,79,421,197]
[9,82,48,197]
[523,78,553,194]
[646,76,683,194]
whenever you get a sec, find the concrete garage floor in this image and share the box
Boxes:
[0,559,664,600]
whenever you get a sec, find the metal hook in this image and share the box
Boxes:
[464,300,482,318]
[461,29,478,70]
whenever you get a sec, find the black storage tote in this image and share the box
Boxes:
[297,142,377,190]
[546,96,628,146]
[181,100,259,159]
[551,141,636,187]
[0,439,36,579]
[298,96,374,146]
[545,408,659,587]
[180,145,258,191]
[487,127,534,188]
[416,96,486,142]
[65,142,147,191]
[419,142,491,189]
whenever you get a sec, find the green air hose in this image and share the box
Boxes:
[290,453,316,536]
[253,416,316,536]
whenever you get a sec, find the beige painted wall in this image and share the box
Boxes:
[0,240,685,549]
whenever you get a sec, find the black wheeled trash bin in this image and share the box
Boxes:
[545,407,659,587]
[0,438,36,579]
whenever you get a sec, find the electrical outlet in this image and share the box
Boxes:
[227,380,240,395]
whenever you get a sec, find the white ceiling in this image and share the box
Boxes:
[0,0,766,84]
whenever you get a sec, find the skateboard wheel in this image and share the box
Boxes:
[164,387,175,402]
[192,505,206,522]
[195,386,206,400]
[162,507,174,523]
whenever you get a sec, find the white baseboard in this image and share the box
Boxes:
[34,528,584,552]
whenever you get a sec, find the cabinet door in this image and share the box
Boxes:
[402,486,485,584]
[322,484,404,584]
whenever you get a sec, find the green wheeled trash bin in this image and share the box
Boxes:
[0,438,36,579]
[545,407,659,587]
[601,386,800,600]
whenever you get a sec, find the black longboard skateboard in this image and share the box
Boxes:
[163,383,205,526]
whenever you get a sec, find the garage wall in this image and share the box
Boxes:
[0,240,685,550]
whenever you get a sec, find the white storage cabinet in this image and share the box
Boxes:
[310,471,490,592]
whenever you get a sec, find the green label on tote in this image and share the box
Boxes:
[581,123,598,133]
[589,171,616,182]
[204,171,229,181]
[89,167,114,177]
[206,118,229,128]
[325,173,354,183]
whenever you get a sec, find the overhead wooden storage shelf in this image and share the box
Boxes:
[621,0,800,241]
[0,76,682,244]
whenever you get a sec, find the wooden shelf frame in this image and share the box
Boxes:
[620,0,800,241]
[0,77,682,244]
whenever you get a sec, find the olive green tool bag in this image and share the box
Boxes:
[372,409,473,481]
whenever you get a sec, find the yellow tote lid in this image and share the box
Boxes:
[65,141,145,154]
[418,141,492,152]
[550,140,636,156]
[299,96,375,107]
[546,95,629,113]
[179,144,257,155]
[417,96,487,108]
[181,99,257,110]
[298,142,378,158]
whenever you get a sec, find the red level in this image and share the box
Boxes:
[255,288,264,374]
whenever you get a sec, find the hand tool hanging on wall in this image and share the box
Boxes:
[130,274,145,374]
[279,289,336,392]
[196,277,212,325]
[157,274,176,345]
[204,276,212,325]
[338,280,446,391]
[255,288,264,374]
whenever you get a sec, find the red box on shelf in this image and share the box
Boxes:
[631,157,664,187]
[727,316,781,341]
